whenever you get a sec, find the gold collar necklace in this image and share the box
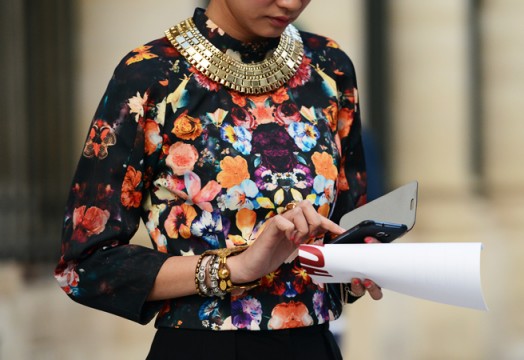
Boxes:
[165,17,304,94]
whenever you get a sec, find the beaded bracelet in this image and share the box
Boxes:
[202,246,261,296]
[195,254,212,297]
[208,255,227,298]
[196,255,214,297]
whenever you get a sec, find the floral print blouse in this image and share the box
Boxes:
[55,8,367,331]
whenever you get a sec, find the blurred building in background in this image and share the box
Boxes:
[1,0,523,359]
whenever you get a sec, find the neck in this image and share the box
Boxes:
[205,3,259,42]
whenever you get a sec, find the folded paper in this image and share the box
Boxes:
[298,243,487,310]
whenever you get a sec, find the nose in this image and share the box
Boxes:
[275,0,309,12]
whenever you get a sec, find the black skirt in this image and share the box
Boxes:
[146,323,343,360]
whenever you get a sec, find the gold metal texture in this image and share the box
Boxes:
[165,18,304,94]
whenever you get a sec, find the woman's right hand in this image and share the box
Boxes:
[228,200,345,284]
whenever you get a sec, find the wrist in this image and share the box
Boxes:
[198,246,261,297]
[227,251,252,284]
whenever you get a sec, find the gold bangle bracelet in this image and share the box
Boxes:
[203,246,261,294]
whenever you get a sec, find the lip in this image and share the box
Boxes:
[268,16,293,27]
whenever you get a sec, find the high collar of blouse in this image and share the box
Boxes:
[193,7,280,64]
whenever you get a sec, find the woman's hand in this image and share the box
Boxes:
[348,236,383,300]
[228,200,345,284]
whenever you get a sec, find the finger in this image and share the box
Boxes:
[364,236,380,244]
[284,202,328,243]
[283,200,345,237]
[363,279,383,300]
[319,216,345,236]
[350,278,366,297]
[271,214,296,241]
[289,207,311,244]
[296,200,322,235]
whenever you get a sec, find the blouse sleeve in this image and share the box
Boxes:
[54,49,171,324]
[329,47,367,225]
[323,42,368,306]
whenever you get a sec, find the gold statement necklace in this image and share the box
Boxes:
[165,17,304,94]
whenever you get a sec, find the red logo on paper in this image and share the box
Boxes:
[299,245,332,277]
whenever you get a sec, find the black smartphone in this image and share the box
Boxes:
[330,220,408,244]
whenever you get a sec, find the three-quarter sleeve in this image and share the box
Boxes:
[316,41,368,307]
[54,49,171,324]
[329,48,367,225]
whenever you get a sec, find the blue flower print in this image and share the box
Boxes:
[221,124,252,155]
[287,122,320,152]
[220,179,261,211]
[312,175,335,206]
[191,210,223,248]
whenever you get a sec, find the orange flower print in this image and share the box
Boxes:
[318,203,330,218]
[121,166,142,208]
[150,227,168,253]
[125,45,158,65]
[248,95,275,125]
[344,87,359,106]
[144,120,162,155]
[164,203,197,239]
[231,91,247,107]
[217,156,250,188]
[166,142,199,176]
[270,87,289,104]
[337,155,349,192]
[337,107,354,139]
[267,301,314,329]
[260,269,286,296]
[72,205,110,242]
[83,120,116,160]
[260,269,280,288]
[172,111,203,140]
[326,37,340,49]
[312,152,338,181]
[323,100,338,132]
[292,265,312,294]
[226,208,257,247]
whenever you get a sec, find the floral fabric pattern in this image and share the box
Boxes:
[55,8,366,329]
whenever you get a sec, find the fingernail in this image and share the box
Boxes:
[352,279,361,286]
[363,280,372,288]
[364,237,374,244]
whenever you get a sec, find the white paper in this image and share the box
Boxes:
[298,243,488,310]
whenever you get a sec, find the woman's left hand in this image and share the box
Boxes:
[349,236,383,300]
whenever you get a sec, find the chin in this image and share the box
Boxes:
[259,28,286,39]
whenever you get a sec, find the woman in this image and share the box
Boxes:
[55,0,382,358]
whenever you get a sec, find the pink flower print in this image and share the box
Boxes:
[72,205,110,242]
